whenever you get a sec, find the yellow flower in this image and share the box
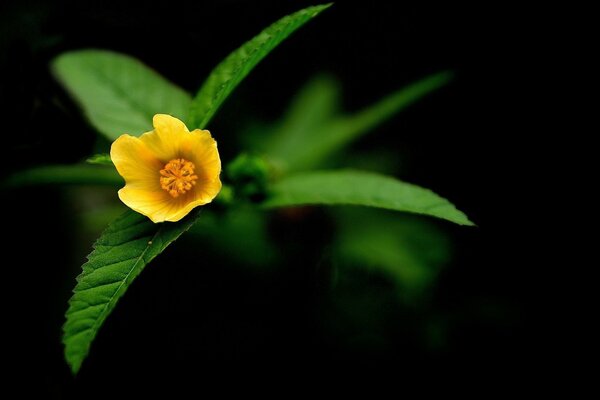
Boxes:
[110,114,222,223]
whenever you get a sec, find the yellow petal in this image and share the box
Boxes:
[138,114,189,162]
[111,115,222,223]
[110,134,163,186]
[157,193,216,222]
[181,129,221,180]
[190,174,222,207]
[118,186,204,223]
[182,129,222,203]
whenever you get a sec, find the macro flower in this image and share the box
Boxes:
[110,114,221,223]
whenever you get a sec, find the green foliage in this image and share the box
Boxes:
[63,209,200,374]
[35,3,476,375]
[187,3,332,129]
[263,170,474,226]
[55,5,337,374]
[226,153,272,200]
[86,154,113,165]
[265,71,453,172]
[334,208,450,302]
[263,74,340,168]
[189,208,280,267]
[2,165,122,188]
[52,50,191,141]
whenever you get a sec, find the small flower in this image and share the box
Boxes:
[111,114,222,223]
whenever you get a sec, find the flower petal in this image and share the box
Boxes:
[110,134,163,185]
[119,186,206,223]
[182,129,222,203]
[158,194,215,222]
[138,114,189,162]
[111,115,222,223]
[182,129,221,181]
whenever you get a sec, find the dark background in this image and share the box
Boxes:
[1,0,541,395]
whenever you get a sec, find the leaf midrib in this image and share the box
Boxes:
[84,225,162,341]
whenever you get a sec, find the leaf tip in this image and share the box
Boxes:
[64,343,84,376]
[453,212,476,227]
[69,361,82,376]
[310,3,334,16]
[418,70,454,91]
[86,153,114,165]
[436,70,455,84]
[464,218,477,227]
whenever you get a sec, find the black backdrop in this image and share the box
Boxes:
[1,0,539,395]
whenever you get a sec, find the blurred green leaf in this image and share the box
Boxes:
[262,170,474,226]
[336,149,403,175]
[270,71,453,172]
[63,209,200,374]
[2,165,122,188]
[52,50,192,141]
[263,74,340,165]
[189,208,280,267]
[334,208,450,302]
[80,204,128,233]
[86,153,113,165]
[188,3,332,129]
[226,153,272,200]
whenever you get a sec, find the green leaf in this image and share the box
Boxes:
[262,170,474,226]
[334,208,450,302]
[263,74,340,166]
[2,165,122,188]
[274,71,453,172]
[189,208,280,267]
[86,154,113,165]
[63,209,200,374]
[188,3,332,129]
[52,50,192,141]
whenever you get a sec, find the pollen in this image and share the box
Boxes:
[159,158,198,197]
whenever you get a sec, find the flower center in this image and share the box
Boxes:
[159,158,198,198]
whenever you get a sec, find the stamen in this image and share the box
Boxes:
[159,158,198,197]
